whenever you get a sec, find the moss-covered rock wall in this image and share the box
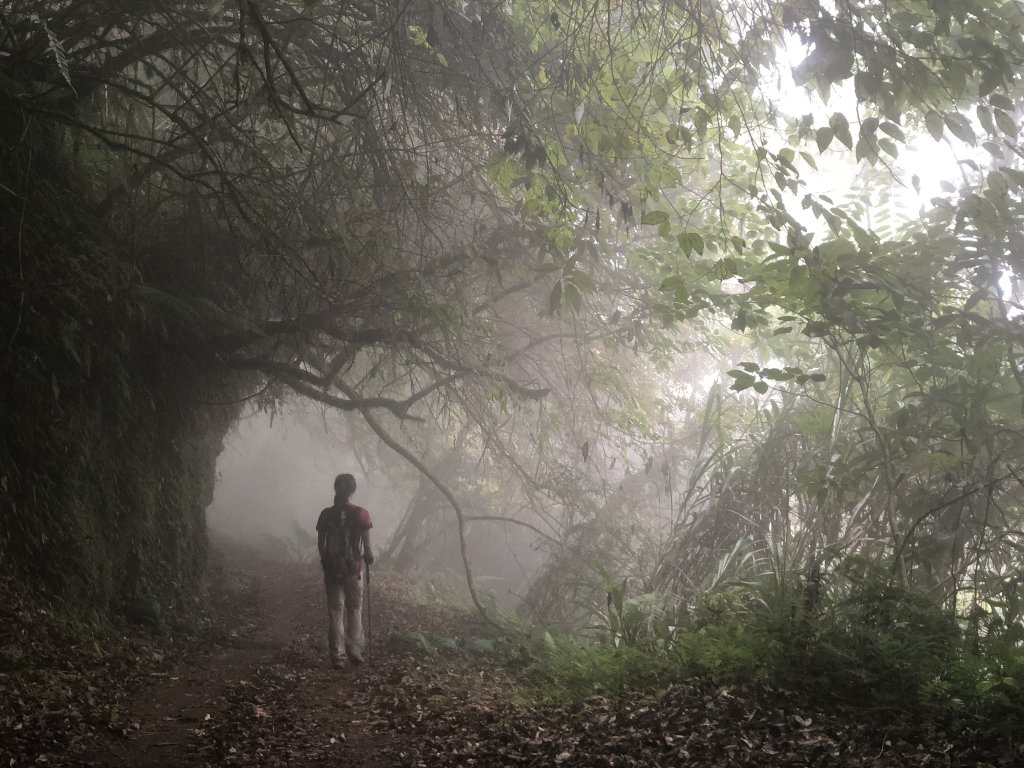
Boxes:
[0,93,246,618]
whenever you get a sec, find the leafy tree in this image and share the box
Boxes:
[3,0,1024,634]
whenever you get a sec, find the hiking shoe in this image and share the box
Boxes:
[331,657,345,669]
[348,654,364,665]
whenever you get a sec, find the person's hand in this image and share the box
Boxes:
[364,552,375,567]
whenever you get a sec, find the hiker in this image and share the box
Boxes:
[316,473,374,667]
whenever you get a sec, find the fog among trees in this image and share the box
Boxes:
[3,0,1024,761]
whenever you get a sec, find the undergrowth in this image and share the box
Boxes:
[514,561,1024,745]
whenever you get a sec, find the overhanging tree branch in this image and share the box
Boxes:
[336,379,504,630]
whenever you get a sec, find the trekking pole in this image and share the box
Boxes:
[365,562,372,658]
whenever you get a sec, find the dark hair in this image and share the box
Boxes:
[334,473,357,502]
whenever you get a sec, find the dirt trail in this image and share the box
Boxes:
[81,554,401,767]
[21,549,1020,767]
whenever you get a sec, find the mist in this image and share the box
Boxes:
[206,403,405,552]
[205,402,547,605]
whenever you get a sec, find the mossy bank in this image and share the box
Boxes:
[0,87,249,619]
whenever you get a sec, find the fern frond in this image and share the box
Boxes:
[29,13,75,94]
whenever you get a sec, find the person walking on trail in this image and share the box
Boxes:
[316,473,374,668]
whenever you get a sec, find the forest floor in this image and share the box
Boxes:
[2,542,1018,767]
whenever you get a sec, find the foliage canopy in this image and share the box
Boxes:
[2,1,1024,708]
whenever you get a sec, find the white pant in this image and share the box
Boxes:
[324,573,363,660]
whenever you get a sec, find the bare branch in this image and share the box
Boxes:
[337,379,505,630]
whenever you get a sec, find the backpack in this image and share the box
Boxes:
[322,504,360,577]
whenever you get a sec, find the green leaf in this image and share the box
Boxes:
[714,257,737,278]
[977,105,995,135]
[815,239,857,261]
[677,233,692,257]
[1005,168,1024,188]
[943,113,976,146]
[679,232,704,256]
[653,84,668,109]
[994,109,1018,139]
[548,280,562,313]
[566,270,596,293]
[641,210,669,226]
[987,170,1009,197]
[829,113,852,149]
[980,67,1003,97]
[878,138,898,158]
[408,24,429,47]
[990,93,1014,111]
[752,380,768,394]
[729,373,754,392]
[925,110,944,141]
[965,287,989,310]
[855,135,874,162]
[816,126,834,153]
[564,281,582,312]
[850,222,877,252]
[878,122,905,142]
[853,70,880,99]
[729,113,742,137]
[659,275,687,293]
